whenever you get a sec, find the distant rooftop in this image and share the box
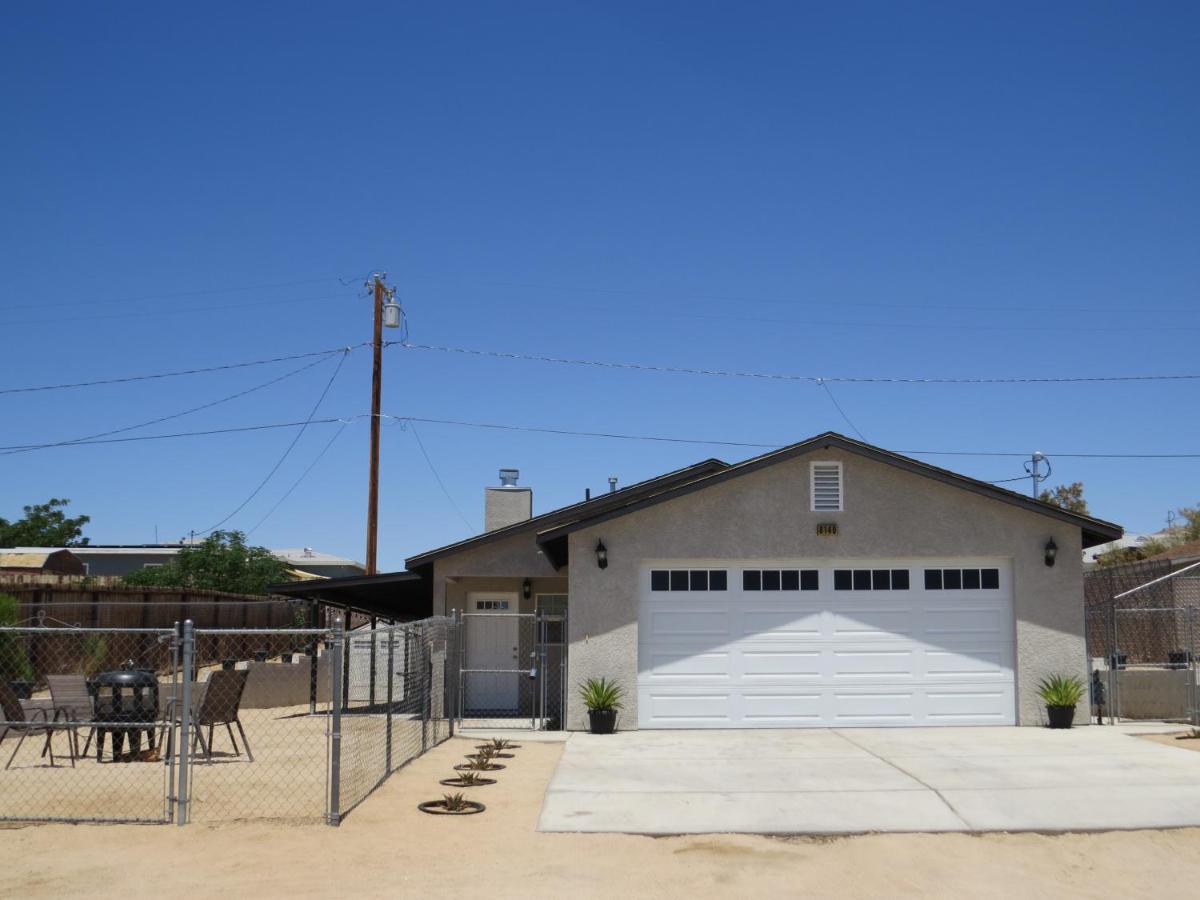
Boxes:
[4,544,364,567]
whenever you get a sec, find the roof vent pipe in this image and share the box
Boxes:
[499,468,519,487]
[585,488,591,501]
[608,476,618,493]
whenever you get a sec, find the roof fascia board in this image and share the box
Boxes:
[405,458,727,568]
[536,432,1122,548]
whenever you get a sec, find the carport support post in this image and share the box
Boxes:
[328,615,344,825]
[369,615,378,707]
[177,619,194,827]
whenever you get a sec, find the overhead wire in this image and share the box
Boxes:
[392,342,1200,385]
[193,348,352,535]
[0,345,363,396]
[245,419,353,537]
[0,354,338,456]
[400,420,478,532]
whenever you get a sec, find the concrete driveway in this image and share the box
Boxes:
[537,726,1200,834]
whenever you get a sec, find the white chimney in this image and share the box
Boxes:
[608,476,618,494]
[485,468,532,532]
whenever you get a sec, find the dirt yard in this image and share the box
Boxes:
[4,735,1200,899]
[1141,731,1200,752]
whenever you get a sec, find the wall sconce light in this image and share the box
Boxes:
[1044,537,1057,568]
[522,578,532,601]
[595,540,608,570]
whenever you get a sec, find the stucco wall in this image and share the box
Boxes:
[566,446,1088,729]
[431,530,563,616]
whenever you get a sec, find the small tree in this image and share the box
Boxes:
[0,498,90,547]
[122,531,290,596]
[1039,482,1089,515]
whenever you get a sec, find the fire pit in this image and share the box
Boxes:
[92,660,159,762]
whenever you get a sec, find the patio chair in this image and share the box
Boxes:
[47,674,96,758]
[193,669,252,764]
[0,680,75,770]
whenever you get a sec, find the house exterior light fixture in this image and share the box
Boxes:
[522,578,532,600]
[1044,537,1057,567]
[595,540,608,570]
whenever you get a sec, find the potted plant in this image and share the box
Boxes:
[1039,674,1085,729]
[579,677,623,734]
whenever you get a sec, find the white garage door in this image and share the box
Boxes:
[637,559,1015,728]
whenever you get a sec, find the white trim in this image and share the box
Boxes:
[466,590,520,613]
[810,460,843,512]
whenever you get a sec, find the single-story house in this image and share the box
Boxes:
[406,432,1121,730]
[2,544,365,579]
[0,549,86,576]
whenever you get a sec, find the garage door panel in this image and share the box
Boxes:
[740,649,823,678]
[741,608,822,639]
[643,649,731,680]
[639,559,1015,728]
[645,608,730,639]
[924,647,1010,678]
[830,608,915,640]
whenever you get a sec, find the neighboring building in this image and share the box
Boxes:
[0,549,86,576]
[0,545,365,579]
[404,431,1121,731]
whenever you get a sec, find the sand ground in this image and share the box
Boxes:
[4,735,1200,899]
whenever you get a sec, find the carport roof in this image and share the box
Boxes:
[534,431,1123,549]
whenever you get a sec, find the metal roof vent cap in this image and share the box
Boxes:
[499,468,520,488]
[302,547,315,558]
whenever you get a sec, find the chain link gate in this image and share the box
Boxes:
[456,610,567,729]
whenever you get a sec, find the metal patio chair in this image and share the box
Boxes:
[0,680,76,770]
[47,674,96,758]
[194,669,252,763]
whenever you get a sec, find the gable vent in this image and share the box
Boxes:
[810,462,843,512]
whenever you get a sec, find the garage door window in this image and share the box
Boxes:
[650,569,728,591]
[833,568,910,590]
[924,567,1000,590]
[742,569,819,591]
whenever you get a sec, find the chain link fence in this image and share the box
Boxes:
[0,612,459,826]
[1084,563,1200,724]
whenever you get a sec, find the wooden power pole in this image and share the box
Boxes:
[365,274,386,575]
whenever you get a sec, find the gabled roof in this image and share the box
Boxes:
[534,432,1123,550]
[1148,539,1200,564]
[405,458,728,568]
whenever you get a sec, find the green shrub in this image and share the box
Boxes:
[1037,674,1085,707]
[0,593,34,682]
[578,676,623,711]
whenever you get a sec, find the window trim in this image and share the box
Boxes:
[810,460,843,512]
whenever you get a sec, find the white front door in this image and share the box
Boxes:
[466,594,520,712]
[638,559,1016,728]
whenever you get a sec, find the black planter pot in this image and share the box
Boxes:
[1046,705,1076,729]
[588,708,617,734]
[8,680,33,700]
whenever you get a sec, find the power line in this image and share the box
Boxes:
[0,345,363,396]
[194,349,352,535]
[0,417,353,450]
[393,342,1200,385]
[817,381,867,441]
[1,354,337,456]
[404,421,477,532]
[0,292,361,326]
[0,274,366,312]
[246,420,352,537]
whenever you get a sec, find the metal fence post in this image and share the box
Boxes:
[385,624,395,772]
[327,616,344,826]
[166,621,181,823]
[176,619,194,827]
[451,609,463,732]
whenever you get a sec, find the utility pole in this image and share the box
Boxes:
[1028,451,1049,499]
[365,274,385,576]
[365,273,402,575]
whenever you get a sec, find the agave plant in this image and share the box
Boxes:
[489,738,513,751]
[454,770,486,786]
[441,793,472,812]
[1037,674,1085,707]
[578,676,623,711]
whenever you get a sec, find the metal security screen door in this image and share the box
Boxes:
[465,596,521,712]
[458,604,568,730]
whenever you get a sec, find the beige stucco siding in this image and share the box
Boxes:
[566,446,1086,729]
[431,529,563,617]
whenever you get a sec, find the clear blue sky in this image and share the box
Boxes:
[2,3,1197,569]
